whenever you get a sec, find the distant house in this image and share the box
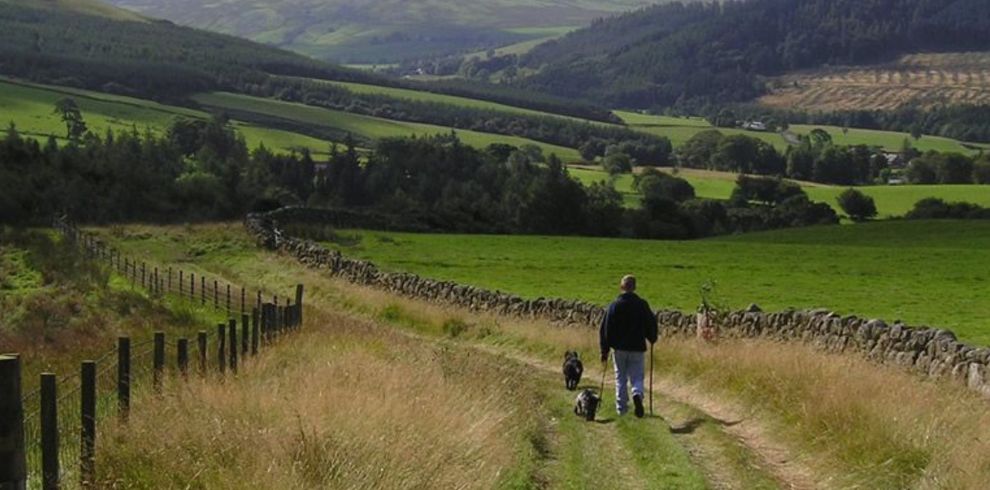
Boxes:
[742,120,768,132]
[881,152,904,169]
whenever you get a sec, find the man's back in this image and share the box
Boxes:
[601,292,659,353]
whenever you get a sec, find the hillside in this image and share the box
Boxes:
[0,0,369,99]
[511,0,990,110]
[105,0,652,64]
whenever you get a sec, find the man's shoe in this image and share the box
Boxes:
[633,394,645,418]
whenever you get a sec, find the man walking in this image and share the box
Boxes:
[600,275,658,418]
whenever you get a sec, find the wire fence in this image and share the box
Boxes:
[0,217,306,490]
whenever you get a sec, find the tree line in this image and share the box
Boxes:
[0,112,836,238]
[670,128,989,186]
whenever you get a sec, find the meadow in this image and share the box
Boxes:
[193,91,583,160]
[89,222,990,488]
[615,110,986,154]
[568,165,990,217]
[322,220,990,345]
[0,78,336,156]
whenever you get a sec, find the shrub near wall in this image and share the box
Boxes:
[244,209,990,399]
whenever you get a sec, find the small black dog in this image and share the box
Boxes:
[562,351,584,391]
[574,389,600,421]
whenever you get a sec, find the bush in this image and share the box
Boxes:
[837,188,878,221]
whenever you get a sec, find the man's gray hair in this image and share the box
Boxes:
[620,275,636,292]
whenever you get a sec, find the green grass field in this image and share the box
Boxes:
[193,92,582,161]
[569,165,990,217]
[615,111,987,154]
[322,221,990,345]
[0,79,336,156]
[306,78,588,121]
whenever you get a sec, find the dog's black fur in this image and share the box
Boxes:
[574,389,600,421]
[563,351,583,390]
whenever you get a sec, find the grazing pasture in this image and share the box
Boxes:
[568,165,990,216]
[0,78,336,156]
[193,92,583,160]
[322,221,990,345]
[615,110,986,154]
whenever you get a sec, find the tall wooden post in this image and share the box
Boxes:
[241,314,249,356]
[179,270,184,295]
[201,277,206,305]
[117,337,131,419]
[177,339,189,378]
[228,319,238,374]
[40,373,59,490]
[251,308,260,356]
[153,332,165,394]
[226,284,231,316]
[197,331,207,374]
[80,361,96,487]
[213,280,219,310]
[217,324,226,374]
[0,354,27,490]
[295,284,304,328]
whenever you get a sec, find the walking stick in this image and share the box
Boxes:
[649,341,655,416]
[599,350,610,397]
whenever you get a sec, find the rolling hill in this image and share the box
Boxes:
[104,0,652,63]
[510,0,990,111]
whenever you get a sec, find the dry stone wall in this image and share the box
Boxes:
[245,209,990,399]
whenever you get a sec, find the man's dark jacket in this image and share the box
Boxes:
[600,292,659,357]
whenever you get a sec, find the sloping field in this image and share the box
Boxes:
[761,52,990,111]
[0,79,335,156]
[569,165,990,216]
[615,110,985,154]
[193,92,583,160]
[324,220,990,345]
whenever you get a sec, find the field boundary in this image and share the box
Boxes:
[0,218,306,490]
[244,207,990,401]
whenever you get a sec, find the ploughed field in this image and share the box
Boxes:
[323,220,990,345]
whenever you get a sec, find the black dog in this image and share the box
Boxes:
[574,389,600,421]
[563,351,583,391]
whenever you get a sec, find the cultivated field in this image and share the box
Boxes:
[761,52,990,112]
[193,92,583,160]
[0,78,335,156]
[323,221,990,345]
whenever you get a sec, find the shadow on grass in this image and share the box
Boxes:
[668,416,743,434]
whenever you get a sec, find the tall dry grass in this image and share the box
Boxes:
[655,338,990,489]
[95,306,548,489]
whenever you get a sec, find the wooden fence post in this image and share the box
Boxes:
[117,337,130,420]
[226,284,231,316]
[41,373,59,490]
[241,288,246,315]
[153,332,165,394]
[190,273,195,302]
[141,262,146,290]
[217,324,226,374]
[177,339,189,378]
[241,314,249,356]
[153,267,159,295]
[201,277,205,305]
[213,280,219,310]
[197,331,207,374]
[179,270,184,295]
[228,319,238,374]
[256,291,262,310]
[295,284,304,328]
[251,308,260,356]
[167,267,173,293]
[81,361,96,487]
[0,354,27,490]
